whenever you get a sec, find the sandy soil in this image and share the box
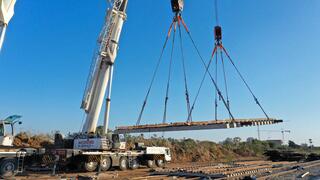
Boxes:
[16,168,172,180]
[13,160,320,180]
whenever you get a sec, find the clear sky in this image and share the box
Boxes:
[1,0,319,145]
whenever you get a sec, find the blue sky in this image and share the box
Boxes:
[0,0,319,145]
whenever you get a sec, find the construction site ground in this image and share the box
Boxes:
[14,159,320,180]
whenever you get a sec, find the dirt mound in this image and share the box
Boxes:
[13,132,53,148]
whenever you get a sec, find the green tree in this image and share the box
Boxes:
[288,140,300,149]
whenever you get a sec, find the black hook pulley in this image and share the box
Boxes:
[214,26,222,44]
[171,0,184,13]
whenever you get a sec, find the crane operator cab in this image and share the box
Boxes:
[111,133,126,150]
[0,115,22,146]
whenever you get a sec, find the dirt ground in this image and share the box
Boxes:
[15,161,206,180]
[15,167,175,180]
[13,160,320,180]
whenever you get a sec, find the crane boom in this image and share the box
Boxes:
[0,0,16,51]
[81,0,128,134]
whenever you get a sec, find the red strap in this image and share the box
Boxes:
[178,16,189,33]
[174,21,177,31]
[211,45,218,58]
[167,21,174,37]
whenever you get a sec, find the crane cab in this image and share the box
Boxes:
[0,120,14,146]
[0,115,22,146]
[111,133,126,150]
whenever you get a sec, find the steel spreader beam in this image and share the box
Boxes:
[115,118,283,134]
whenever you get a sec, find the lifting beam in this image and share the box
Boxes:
[115,118,283,134]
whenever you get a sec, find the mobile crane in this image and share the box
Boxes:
[49,0,171,172]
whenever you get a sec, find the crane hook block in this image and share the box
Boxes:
[214,26,222,43]
[171,0,184,13]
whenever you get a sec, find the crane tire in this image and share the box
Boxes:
[100,156,112,171]
[84,161,98,172]
[0,158,17,178]
[147,159,155,168]
[156,159,165,167]
[119,157,128,171]
[129,159,139,170]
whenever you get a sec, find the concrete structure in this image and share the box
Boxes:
[115,118,283,134]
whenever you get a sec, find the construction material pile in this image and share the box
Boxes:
[151,160,320,179]
[265,150,320,162]
[151,161,273,179]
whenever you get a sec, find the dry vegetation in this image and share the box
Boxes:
[13,132,53,148]
[13,131,317,163]
[125,135,270,163]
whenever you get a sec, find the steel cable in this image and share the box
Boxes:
[177,22,192,122]
[163,22,177,123]
[136,21,175,125]
[178,17,234,120]
[221,46,269,119]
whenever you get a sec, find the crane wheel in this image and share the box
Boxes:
[0,158,17,178]
[129,159,139,170]
[156,159,165,167]
[147,159,155,168]
[119,157,128,171]
[100,156,112,171]
[84,161,98,172]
